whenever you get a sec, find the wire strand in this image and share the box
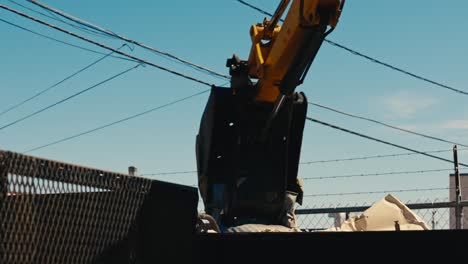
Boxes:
[303,187,450,197]
[137,168,459,179]
[306,117,468,167]
[140,171,198,177]
[24,89,211,153]
[0,5,214,87]
[236,0,273,17]
[324,39,468,96]
[6,0,111,39]
[300,149,462,165]
[301,168,452,181]
[28,0,231,80]
[308,102,468,147]
[0,64,140,131]
[0,18,134,62]
[235,0,467,96]
[0,44,127,118]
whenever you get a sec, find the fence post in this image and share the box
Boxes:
[431,210,436,230]
[453,145,463,229]
[0,151,8,202]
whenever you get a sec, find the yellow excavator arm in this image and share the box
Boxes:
[247,0,344,102]
[196,0,345,231]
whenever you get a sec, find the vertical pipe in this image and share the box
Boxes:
[453,145,463,229]
[128,166,138,177]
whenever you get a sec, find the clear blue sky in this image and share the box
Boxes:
[1,0,467,207]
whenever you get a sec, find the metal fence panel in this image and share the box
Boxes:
[295,201,468,231]
[0,151,152,264]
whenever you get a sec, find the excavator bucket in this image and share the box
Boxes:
[196,86,307,228]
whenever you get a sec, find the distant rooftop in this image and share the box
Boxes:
[449,173,468,177]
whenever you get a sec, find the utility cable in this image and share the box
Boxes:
[0,44,128,118]
[0,5,214,87]
[324,39,468,96]
[309,102,468,147]
[8,0,63,21]
[0,64,140,131]
[6,0,110,39]
[306,117,468,167]
[140,148,468,176]
[236,0,467,96]
[301,168,452,181]
[23,80,229,152]
[24,89,211,153]
[0,18,134,62]
[28,0,231,80]
[303,187,450,197]
[140,171,197,177]
[139,167,463,179]
[236,0,273,17]
[300,148,467,165]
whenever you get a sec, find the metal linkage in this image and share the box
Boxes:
[0,150,152,263]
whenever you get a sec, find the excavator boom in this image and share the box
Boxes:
[248,0,343,102]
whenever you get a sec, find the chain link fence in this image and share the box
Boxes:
[196,192,468,231]
[295,198,468,231]
[1,149,465,262]
[0,151,153,263]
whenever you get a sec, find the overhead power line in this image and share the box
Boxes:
[324,40,468,96]
[140,148,468,175]
[139,167,456,179]
[0,18,134,62]
[0,5,214,87]
[303,187,450,197]
[306,117,468,167]
[0,64,140,131]
[236,0,468,96]
[0,45,127,118]
[140,170,197,177]
[308,102,468,148]
[28,0,230,80]
[24,89,211,153]
[236,0,272,17]
[301,168,452,181]
[8,0,63,21]
[300,148,462,165]
[6,0,111,39]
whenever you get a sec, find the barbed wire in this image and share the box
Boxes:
[300,148,468,165]
[303,187,450,197]
[301,168,453,181]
